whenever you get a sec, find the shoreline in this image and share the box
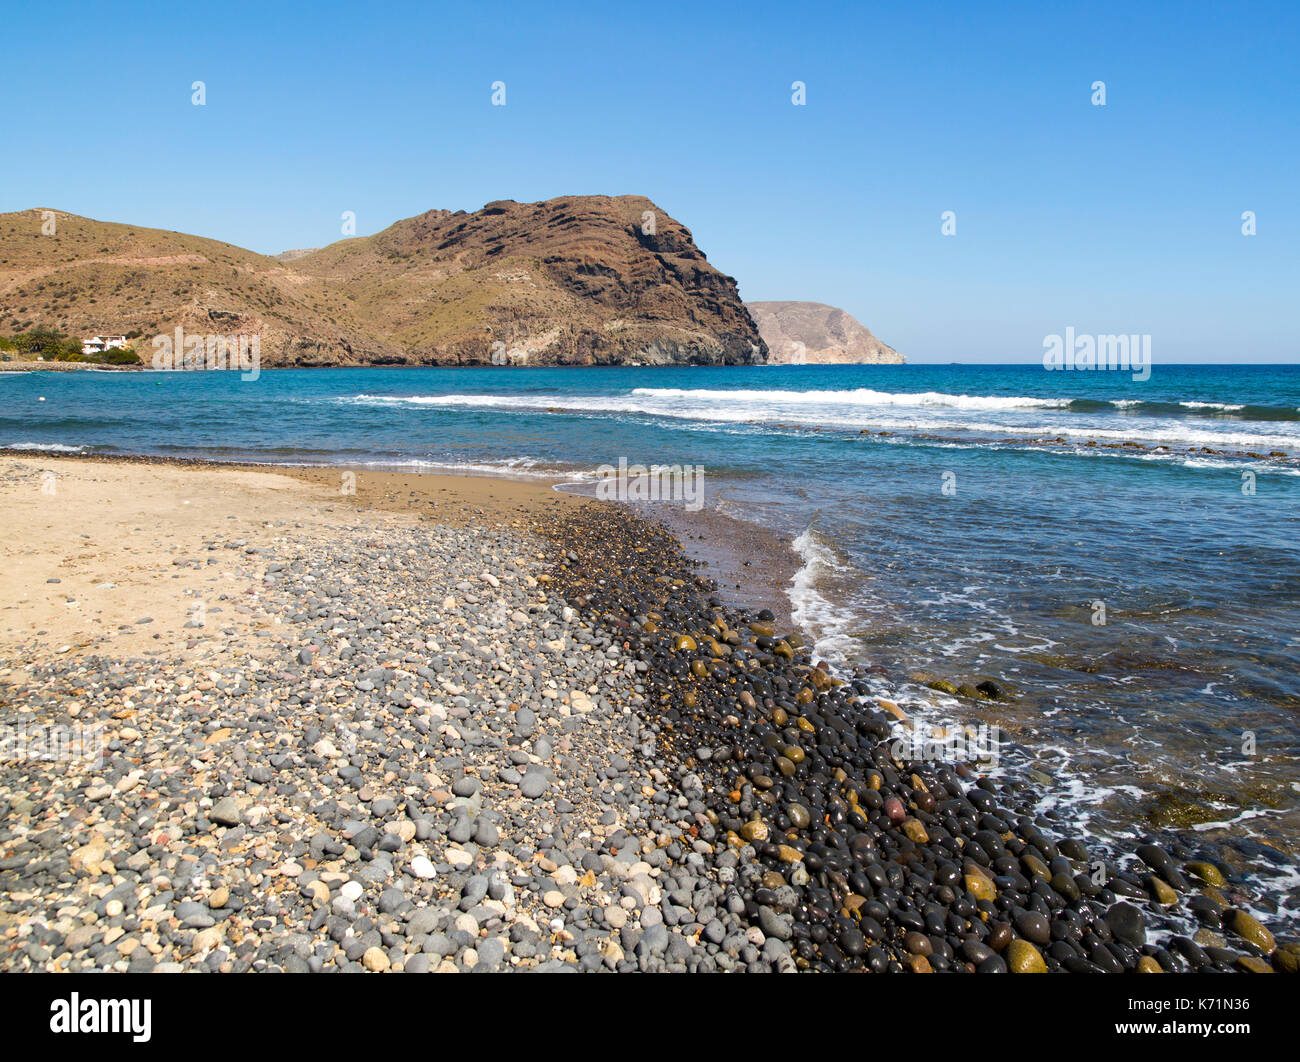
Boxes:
[0,453,1295,972]
[0,361,140,373]
[2,447,806,635]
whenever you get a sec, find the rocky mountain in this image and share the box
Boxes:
[749,301,903,364]
[288,197,765,366]
[0,197,767,367]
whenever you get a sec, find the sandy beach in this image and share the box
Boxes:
[2,455,667,973]
[1,454,1294,974]
[0,456,584,660]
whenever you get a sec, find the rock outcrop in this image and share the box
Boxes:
[748,301,902,364]
[289,196,766,366]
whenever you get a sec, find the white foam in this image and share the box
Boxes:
[630,386,1070,411]
[347,392,683,417]
[343,392,1300,452]
[788,528,861,667]
[1,442,87,453]
[349,456,593,481]
[931,418,1300,451]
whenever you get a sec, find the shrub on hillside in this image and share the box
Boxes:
[0,329,137,363]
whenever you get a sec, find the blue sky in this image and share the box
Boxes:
[3,0,1296,362]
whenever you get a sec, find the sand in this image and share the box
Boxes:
[0,455,585,662]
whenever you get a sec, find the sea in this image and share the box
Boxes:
[4,362,1298,926]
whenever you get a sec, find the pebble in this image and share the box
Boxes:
[0,463,1285,979]
[362,947,390,972]
[1005,939,1048,974]
[209,797,241,827]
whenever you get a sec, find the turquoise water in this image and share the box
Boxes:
[5,363,1299,915]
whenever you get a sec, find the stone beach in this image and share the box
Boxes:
[1,455,1296,973]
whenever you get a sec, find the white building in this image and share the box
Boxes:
[82,335,129,355]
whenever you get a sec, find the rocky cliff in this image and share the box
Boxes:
[749,301,902,364]
[0,197,768,367]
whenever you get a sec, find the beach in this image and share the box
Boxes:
[1,452,1294,973]
[2,454,666,973]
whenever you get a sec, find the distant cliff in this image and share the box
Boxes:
[748,301,903,364]
[0,197,768,367]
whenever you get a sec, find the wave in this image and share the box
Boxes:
[349,456,594,481]
[1179,400,1245,411]
[346,392,782,423]
[348,390,1300,438]
[631,387,1070,411]
[634,388,1299,422]
[1069,398,1299,422]
[1,441,88,453]
[351,393,621,411]
[788,528,862,668]
[961,420,1299,452]
[347,388,1071,417]
[339,392,1300,460]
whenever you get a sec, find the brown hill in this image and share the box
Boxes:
[749,301,903,364]
[0,209,389,365]
[0,197,767,367]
